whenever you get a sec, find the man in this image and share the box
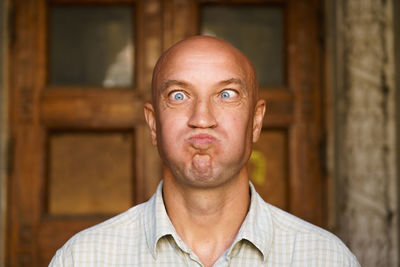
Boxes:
[50,36,359,266]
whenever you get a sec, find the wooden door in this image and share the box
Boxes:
[7,0,323,266]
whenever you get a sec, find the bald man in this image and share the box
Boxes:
[50,36,359,267]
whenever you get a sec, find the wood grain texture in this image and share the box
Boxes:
[7,0,324,266]
[40,89,145,128]
[287,0,323,225]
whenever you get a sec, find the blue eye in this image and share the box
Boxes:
[220,90,237,99]
[171,91,185,101]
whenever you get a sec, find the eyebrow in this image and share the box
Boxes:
[217,78,245,87]
[161,78,244,90]
[158,78,246,96]
[159,80,189,93]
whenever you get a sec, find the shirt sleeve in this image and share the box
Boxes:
[349,252,361,267]
[48,250,62,267]
[48,247,73,267]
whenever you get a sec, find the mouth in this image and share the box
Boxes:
[187,133,218,148]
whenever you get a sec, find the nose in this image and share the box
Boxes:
[188,99,218,129]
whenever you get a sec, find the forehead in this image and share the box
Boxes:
[151,37,257,104]
[158,46,248,82]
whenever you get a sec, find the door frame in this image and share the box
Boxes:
[1,0,10,265]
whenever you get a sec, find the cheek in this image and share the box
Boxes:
[158,112,187,148]
[218,111,252,148]
[223,109,250,132]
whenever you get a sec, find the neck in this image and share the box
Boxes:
[162,167,250,267]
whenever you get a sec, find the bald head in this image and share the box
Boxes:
[151,36,258,107]
[144,35,266,186]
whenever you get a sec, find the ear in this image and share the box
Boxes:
[144,103,157,146]
[252,99,266,143]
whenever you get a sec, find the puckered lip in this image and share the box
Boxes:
[186,133,218,146]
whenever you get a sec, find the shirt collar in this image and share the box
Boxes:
[228,182,274,262]
[144,180,273,261]
[144,181,191,259]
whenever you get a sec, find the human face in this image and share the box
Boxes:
[145,40,265,188]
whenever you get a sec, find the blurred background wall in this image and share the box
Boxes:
[327,0,399,265]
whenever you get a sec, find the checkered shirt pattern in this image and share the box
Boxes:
[49,181,360,266]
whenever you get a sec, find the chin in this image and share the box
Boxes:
[181,169,235,189]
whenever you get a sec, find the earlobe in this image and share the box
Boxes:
[144,103,157,146]
[252,99,266,143]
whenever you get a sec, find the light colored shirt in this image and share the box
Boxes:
[49,181,360,266]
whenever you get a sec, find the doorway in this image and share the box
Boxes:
[7,0,324,265]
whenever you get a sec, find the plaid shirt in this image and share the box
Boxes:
[49,181,360,266]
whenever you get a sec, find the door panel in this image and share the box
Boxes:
[49,6,135,87]
[7,0,323,266]
[47,131,134,215]
[249,130,289,210]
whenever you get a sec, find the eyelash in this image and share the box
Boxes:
[219,89,238,99]
[168,90,187,101]
[167,89,239,102]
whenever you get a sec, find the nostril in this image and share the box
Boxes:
[188,101,217,129]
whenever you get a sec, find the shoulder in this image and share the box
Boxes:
[258,200,359,266]
[70,201,146,242]
[50,201,148,265]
